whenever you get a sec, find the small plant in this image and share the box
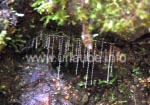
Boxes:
[133,67,142,75]
[77,81,85,87]
[98,75,118,85]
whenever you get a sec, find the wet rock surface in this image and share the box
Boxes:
[12,63,73,105]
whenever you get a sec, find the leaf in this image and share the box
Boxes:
[45,15,52,24]
[77,81,85,87]
[0,85,6,89]
[5,37,11,40]
[30,24,35,28]
[69,20,76,25]
[108,75,118,84]
[90,13,97,19]
[97,3,102,9]
[108,20,113,29]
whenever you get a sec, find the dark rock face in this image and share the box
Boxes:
[15,63,72,105]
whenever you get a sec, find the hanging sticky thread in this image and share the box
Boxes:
[104,49,107,65]
[46,48,49,64]
[82,47,86,68]
[31,38,35,48]
[90,40,96,85]
[110,44,114,72]
[57,36,63,79]
[107,44,112,82]
[39,31,43,41]
[100,40,104,63]
[67,37,70,52]
[64,41,68,55]
[75,39,78,55]
[51,35,55,57]
[85,49,90,88]
[35,37,38,49]
[65,37,70,55]
[70,43,74,61]
[78,39,82,56]
[47,36,50,49]
[75,39,79,75]
[45,36,50,63]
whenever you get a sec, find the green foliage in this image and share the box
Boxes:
[133,67,141,75]
[0,85,6,89]
[77,81,85,87]
[32,0,69,25]
[0,31,7,45]
[0,84,7,94]
[32,0,150,35]
[0,30,11,52]
[9,34,26,53]
[77,73,117,87]
[98,74,118,85]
